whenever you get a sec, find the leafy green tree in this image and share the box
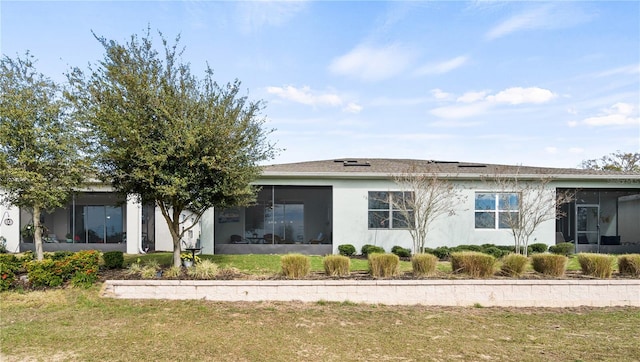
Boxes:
[66,30,277,267]
[580,151,640,173]
[0,53,89,260]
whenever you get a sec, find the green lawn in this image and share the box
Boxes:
[126,252,586,276]
[1,288,639,362]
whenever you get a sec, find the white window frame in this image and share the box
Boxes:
[474,192,519,230]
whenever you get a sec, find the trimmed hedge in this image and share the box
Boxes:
[549,242,574,256]
[391,245,411,258]
[361,244,385,256]
[337,244,356,257]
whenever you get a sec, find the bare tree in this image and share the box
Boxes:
[487,168,574,256]
[389,164,466,255]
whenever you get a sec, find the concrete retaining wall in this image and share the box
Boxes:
[101,279,640,307]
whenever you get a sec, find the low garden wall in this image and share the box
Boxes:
[101,279,640,307]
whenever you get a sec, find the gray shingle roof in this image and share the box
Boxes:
[261,158,639,180]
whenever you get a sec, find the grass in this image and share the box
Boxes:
[124,253,414,275]
[1,288,639,361]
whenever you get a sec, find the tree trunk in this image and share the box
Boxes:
[33,205,44,261]
[173,233,182,267]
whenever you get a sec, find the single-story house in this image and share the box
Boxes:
[2,158,639,255]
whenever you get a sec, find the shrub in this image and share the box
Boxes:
[0,262,17,291]
[26,259,64,287]
[125,262,143,277]
[529,243,549,254]
[103,251,124,269]
[431,246,451,260]
[549,242,574,256]
[323,255,350,277]
[140,265,159,279]
[411,253,438,277]
[531,254,567,277]
[187,259,219,279]
[391,245,411,258]
[454,245,483,253]
[51,251,74,260]
[618,254,640,276]
[281,254,310,279]
[500,253,529,277]
[368,253,399,278]
[482,246,504,258]
[337,244,356,257]
[0,254,22,272]
[450,251,496,278]
[361,244,385,256]
[577,253,615,279]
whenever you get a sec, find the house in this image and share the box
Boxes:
[2,158,639,255]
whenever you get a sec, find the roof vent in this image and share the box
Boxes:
[335,159,371,167]
[458,164,487,168]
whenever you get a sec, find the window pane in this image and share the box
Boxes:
[499,212,518,228]
[392,210,413,229]
[475,211,495,228]
[392,192,414,210]
[368,192,389,209]
[499,193,519,210]
[368,211,389,228]
[475,193,495,210]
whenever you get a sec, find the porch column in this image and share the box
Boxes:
[126,195,142,254]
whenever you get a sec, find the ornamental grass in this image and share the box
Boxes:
[577,253,615,279]
[531,254,567,277]
[281,254,311,279]
[617,254,640,277]
[186,259,219,279]
[500,253,529,277]
[323,255,350,277]
[411,253,438,277]
[450,251,496,278]
[368,253,399,278]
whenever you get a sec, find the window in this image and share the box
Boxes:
[368,191,414,229]
[475,192,519,229]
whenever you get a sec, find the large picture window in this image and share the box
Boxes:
[475,192,519,229]
[368,191,414,229]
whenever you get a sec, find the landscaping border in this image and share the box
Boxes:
[101,279,640,307]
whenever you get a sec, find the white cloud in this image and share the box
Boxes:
[486,87,555,105]
[328,43,416,82]
[415,56,468,76]
[485,4,594,40]
[236,1,307,33]
[457,90,489,103]
[429,102,492,119]
[343,102,363,114]
[545,147,558,154]
[431,88,452,100]
[581,102,640,127]
[266,85,342,107]
[595,64,640,77]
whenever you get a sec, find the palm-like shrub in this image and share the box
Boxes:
[577,253,615,278]
[323,255,350,277]
[500,253,529,277]
[411,253,438,277]
[281,254,311,279]
[450,251,496,278]
[531,254,567,277]
[368,253,399,278]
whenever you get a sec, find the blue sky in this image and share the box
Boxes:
[2,1,639,168]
